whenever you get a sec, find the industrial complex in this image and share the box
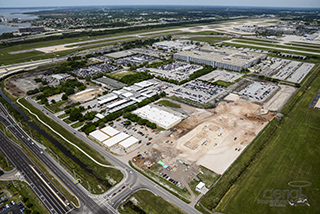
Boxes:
[174,46,266,72]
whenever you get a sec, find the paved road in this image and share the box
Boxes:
[0,128,70,214]
[25,96,201,214]
[0,103,117,214]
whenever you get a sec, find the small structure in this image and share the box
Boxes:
[103,132,129,148]
[196,182,206,192]
[119,136,139,150]
[100,126,119,137]
[89,130,110,143]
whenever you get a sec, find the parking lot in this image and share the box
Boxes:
[109,118,158,154]
[252,57,314,83]
[166,80,226,104]
[239,81,277,101]
[272,60,302,80]
[199,69,244,83]
[286,63,314,83]
[72,63,119,78]
[115,54,155,66]
[150,62,203,82]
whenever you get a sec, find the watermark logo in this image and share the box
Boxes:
[257,181,311,207]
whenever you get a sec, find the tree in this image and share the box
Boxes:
[51,99,56,104]
[62,94,68,100]
[69,108,82,121]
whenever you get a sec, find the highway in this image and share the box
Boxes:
[0,127,70,214]
[24,96,201,214]
[0,103,117,214]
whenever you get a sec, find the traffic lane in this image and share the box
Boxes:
[0,132,69,214]
[0,108,113,214]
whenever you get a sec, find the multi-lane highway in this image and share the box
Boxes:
[24,96,201,214]
[0,103,117,214]
[0,128,71,214]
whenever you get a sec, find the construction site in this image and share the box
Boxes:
[132,93,276,176]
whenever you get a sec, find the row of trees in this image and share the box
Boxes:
[80,91,166,135]
[123,112,157,129]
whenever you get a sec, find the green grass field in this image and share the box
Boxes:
[190,37,231,44]
[108,70,137,80]
[157,100,181,108]
[0,150,13,171]
[231,39,320,54]
[118,189,186,214]
[45,100,68,113]
[200,65,320,214]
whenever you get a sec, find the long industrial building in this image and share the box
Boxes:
[174,46,266,72]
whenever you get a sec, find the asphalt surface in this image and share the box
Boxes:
[0,103,117,214]
[0,128,70,214]
[26,97,201,214]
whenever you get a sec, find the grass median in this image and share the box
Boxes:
[118,189,187,214]
[0,123,79,207]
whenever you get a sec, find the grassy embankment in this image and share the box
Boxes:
[118,189,187,214]
[157,100,181,108]
[2,77,123,194]
[18,98,123,193]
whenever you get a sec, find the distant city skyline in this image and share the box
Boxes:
[0,0,319,8]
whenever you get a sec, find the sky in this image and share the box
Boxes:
[0,0,319,8]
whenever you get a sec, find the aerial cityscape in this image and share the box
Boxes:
[0,1,319,214]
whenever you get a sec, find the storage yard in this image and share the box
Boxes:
[199,69,244,83]
[167,80,226,104]
[252,57,315,83]
[149,62,203,81]
[239,82,278,101]
[72,63,118,78]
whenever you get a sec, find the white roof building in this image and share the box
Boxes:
[95,113,104,119]
[100,126,119,137]
[133,105,182,129]
[196,182,205,192]
[106,99,128,109]
[119,136,139,149]
[103,132,129,148]
[134,80,154,89]
[97,94,118,105]
[89,130,110,142]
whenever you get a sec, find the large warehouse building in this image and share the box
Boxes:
[133,105,182,129]
[174,46,266,72]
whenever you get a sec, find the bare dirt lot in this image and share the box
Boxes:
[70,88,103,103]
[141,94,276,175]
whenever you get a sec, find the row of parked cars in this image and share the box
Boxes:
[159,172,182,187]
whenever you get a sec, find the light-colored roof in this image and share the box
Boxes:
[100,126,119,137]
[133,105,182,129]
[196,182,205,190]
[103,132,129,148]
[95,113,104,119]
[106,99,128,109]
[134,80,154,88]
[89,130,110,142]
[119,136,139,149]
[97,94,118,105]
[122,92,133,98]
